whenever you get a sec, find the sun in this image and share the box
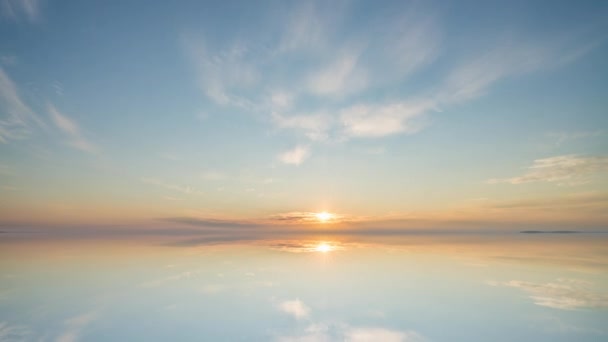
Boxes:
[315,211,333,223]
[315,243,333,253]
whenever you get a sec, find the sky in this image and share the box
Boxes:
[0,0,607,230]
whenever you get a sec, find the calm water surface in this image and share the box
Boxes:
[1,233,607,341]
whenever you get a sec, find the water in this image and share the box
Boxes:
[1,232,607,341]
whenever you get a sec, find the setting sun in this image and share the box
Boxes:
[315,212,333,222]
[315,243,333,253]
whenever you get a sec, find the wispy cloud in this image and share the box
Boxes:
[0,322,31,341]
[487,192,608,210]
[1,0,40,22]
[546,131,603,147]
[278,299,310,320]
[48,104,97,153]
[278,145,310,165]
[56,311,97,342]
[183,37,258,108]
[0,67,43,142]
[307,52,366,97]
[200,170,227,181]
[277,1,338,53]
[140,177,198,194]
[340,101,433,138]
[272,112,332,142]
[487,155,608,186]
[489,278,608,310]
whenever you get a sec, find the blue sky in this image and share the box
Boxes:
[0,0,607,229]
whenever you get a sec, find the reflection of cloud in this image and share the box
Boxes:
[267,241,344,253]
[0,322,31,341]
[487,155,608,186]
[268,212,343,224]
[161,217,261,229]
[200,284,224,295]
[531,314,603,335]
[279,299,310,320]
[57,312,97,342]
[277,323,426,342]
[276,299,425,341]
[490,279,608,310]
[141,270,202,288]
[346,327,425,342]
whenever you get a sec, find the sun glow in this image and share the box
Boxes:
[315,243,333,253]
[315,211,333,223]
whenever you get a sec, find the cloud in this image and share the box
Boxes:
[161,217,262,229]
[487,192,608,210]
[267,241,345,254]
[183,37,258,108]
[48,104,97,153]
[277,1,337,53]
[340,101,433,138]
[1,0,40,22]
[307,52,366,97]
[277,323,426,342]
[267,211,344,225]
[490,278,608,310]
[56,312,97,342]
[278,145,310,165]
[200,171,227,181]
[546,131,603,147]
[0,322,31,341]
[140,177,198,194]
[279,299,310,320]
[487,155,608,186]
[345,327,426,342]
[272,112,332,142]
[0,67,43,142]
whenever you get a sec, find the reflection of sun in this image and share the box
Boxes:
[315,243,332,253]
[315,212,333,223]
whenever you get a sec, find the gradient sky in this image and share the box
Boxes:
[0,0,607,229]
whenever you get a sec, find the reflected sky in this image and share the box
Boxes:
[1,233,607,341]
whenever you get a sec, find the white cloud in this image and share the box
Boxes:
[1,0,40,22]
[48,104,97,153]
[278,299,310,319]
[272,112,331,141]
[269,91,294,111]
[340,101,433,138]
[0,67,43,142]
[277,323,426,342]
[491,278,608,310]
[345,327,426,342]
[56,312,97,342]
[278,145,310,165]
[307,53,366,97]
[487,155,608,186]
